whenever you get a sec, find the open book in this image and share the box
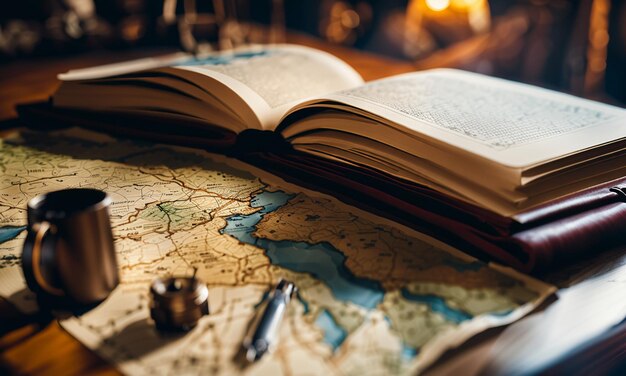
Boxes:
[53,44,626,217]
[39,44,626,272]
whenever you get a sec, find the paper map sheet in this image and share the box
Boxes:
[0,129,554,375]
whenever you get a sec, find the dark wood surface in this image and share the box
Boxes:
[0,34,416,376]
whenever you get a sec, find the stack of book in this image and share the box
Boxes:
[19,44,626,274]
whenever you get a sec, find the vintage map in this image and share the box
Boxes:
[0,129,553,375]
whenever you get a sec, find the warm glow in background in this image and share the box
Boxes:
[1,0,624,105]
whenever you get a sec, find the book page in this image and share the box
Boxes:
[58,45,363,131]
[314,69,626,168]
[174,45,364,130]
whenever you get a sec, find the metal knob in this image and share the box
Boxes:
[149,273,209,332]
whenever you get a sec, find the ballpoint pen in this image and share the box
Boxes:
[242,279,297,362]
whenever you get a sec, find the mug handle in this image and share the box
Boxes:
[28,222,65,296]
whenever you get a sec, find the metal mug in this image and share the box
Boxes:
[22,188,119,306]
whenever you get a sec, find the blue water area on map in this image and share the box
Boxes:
[444,259,484,272]
[0,226,26,244]
[263,240,384,309]
[222,190,385,309]
[221,190,292,244]
[222,190,480,355]
[489,309,513,317]
[315,309,347,350]
[178,50,270,67]
[221,190,385,348]
[402,345,419,360]
[401,289,472,324]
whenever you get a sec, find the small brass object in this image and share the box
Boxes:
[149,270,209,332]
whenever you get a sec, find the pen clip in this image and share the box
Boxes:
[273,279,297,301]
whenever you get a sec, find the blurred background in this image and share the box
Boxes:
[1,0,624,106]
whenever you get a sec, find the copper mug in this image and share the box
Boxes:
[22,188,119,306]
